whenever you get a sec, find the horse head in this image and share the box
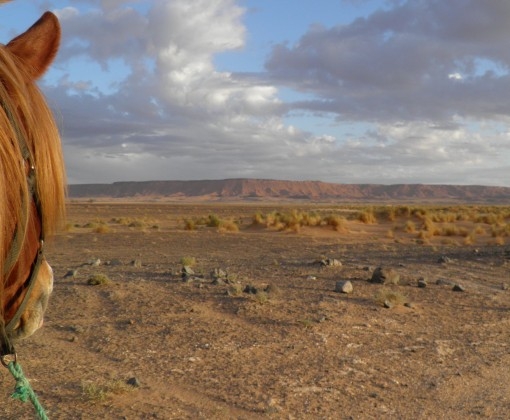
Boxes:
[0,11,65,346]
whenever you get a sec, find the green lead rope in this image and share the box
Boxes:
[6,361,48,420]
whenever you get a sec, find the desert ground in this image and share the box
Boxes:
[1,201,509,419]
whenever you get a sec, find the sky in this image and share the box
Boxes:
[1,0,510,186]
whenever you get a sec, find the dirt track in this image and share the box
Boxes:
[1,202,509,419]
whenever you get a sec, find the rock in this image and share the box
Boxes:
[211,277,226,286]
[90,258,101,266]
[126,377,141,388]
[315,258,342,268]
[131,259,142,268]
[438,256,451,264]
[306,275,317,281]
[404,302,415,309]
[452,284,465,292]
[383,300,393,308]
[417,278,428,288]
[63,269,78,279]
[264,284,281,296]
[335,280,353,294]
[436,278,455,286]
[243,285,258,294]
[502,283,509,291]
[370,267,400,285]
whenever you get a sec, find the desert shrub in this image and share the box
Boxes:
[441,224,459,236]
[463,233,476,245]
[207,214,221,228]
[395,205,412,218]
[252,212,265,226]
[218,220,239,232]
[357,208,377,224]
[325,215,348,232]
[93,224,112,234]
[82,379,134,401]
[474,225,486,235]
[128,219,145,228]
[183,218,196,230]
[374,287,407,307]
[404,220,416,233]
[180,256,196,267]
[376,206,396,222]
[87,274,111,285]
[421,217,440,235]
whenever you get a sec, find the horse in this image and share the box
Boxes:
[0,9,65,359]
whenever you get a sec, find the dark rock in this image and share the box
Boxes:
[243,285,258,294]
[438,256,451,264]
[63,269,78,279]
[127,377,141,387]
[417,278,428,288]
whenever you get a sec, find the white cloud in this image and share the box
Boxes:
[34,0,510,186]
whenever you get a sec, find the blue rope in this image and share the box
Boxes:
[7,361,48,420]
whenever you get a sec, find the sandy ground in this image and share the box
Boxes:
[1,202,509,419]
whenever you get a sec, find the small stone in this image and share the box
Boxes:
[417,278,428,288]
[211,277,226,286]
[438,256,451,264]
[243,285,257,294]
[306,275,317,280]
[90,258,101,266]
[210,268,227,280]
[452,284,465,292]
[404,302,415,309]
[63,269,78,279]
[131,259,142,268]
[335,280,353,294]
[126,377,141,387]
[501,283,508,291]
[384,300,394,309]
[181,266,194,280]
[436,278,455,286]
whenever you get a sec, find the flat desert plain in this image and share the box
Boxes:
[1,202,509,419]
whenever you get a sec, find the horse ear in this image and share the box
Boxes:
[6,11,61,79]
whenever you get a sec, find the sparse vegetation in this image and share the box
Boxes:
[82,379,134,401]
[180,256,197,267]
[87,274,111,285]
[374,287,407,307]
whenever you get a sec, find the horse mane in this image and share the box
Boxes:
[0,43,66,276]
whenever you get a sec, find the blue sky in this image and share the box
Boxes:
[1,0,510,186]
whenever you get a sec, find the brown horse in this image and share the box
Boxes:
[0,9,65,353]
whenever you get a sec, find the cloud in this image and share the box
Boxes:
[265,0,510,123]
[39,0,510,186]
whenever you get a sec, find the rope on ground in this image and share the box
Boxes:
[7,361,49,420]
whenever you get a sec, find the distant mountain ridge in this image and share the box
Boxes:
[68,179,510,203]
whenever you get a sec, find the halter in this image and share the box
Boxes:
[0,101,45,364]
